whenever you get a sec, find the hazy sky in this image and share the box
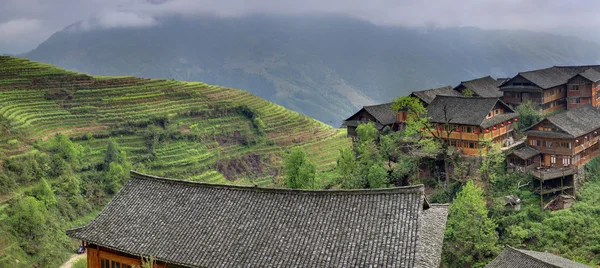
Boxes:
[1,0,600,54]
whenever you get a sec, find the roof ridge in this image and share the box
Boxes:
[434,95,499,100]
[130,171,425,195]
[459,75,493,83]
[506,246,562,268]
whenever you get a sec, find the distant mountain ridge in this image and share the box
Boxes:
[23,14,600,125]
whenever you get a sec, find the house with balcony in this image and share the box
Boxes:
[425,96,519,155]
[508,104,600,207]
[500,65,600,113]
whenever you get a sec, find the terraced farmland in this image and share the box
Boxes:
[0,56,351,186]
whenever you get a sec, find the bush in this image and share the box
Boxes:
[72,257,87,268]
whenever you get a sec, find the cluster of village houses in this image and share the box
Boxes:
[68,65,600,268]
[344,65,600,211]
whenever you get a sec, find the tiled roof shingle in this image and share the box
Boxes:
[427,96,517,127]
[456,76,503,97]
[526,104,600,138]
[68,172,448,268]
[411,85,461,105]
[363,102,397,125]
[509,146,540,160]
[486,246,589,268]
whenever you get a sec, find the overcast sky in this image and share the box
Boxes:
[1,0,600,54]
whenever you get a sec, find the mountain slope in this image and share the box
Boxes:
[23,15,600,125]
[0,56,350,184]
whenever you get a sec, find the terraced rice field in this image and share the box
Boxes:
[0,56,351,185]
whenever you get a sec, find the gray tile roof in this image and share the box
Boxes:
[577,68,600,83]
[426,96,518,128]
[455,76,503,97]
[500,65,600,89]
[526,104,600,138]
[415,204,449,268]
[486,246,589,268]
[509,146,540,160]
[411,85,461,105]
[363,102,397,125]
[68,172,448,268]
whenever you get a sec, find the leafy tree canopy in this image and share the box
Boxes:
[444,180,499,268]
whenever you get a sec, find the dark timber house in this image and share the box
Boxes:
[342,102,397,139]
[499,65,600,113]
[425,96,519,155]
[508,104,600,208]
[453,76,504,98]
[486,246,589,268]
[343,85,460,138]
[68,171,449,268]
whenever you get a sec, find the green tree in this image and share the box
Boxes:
[104,140,127,171]
[462,88,475,97]
[479,142,506,185]
[444,180,500,268]
[33,178,57,208]
[10,196,48,241]
[356,121,378,143]
[52,134,83,167]
[515,101,542,131]
[105,162,125,194]
[367,164,388,188]
[284,147,318,189]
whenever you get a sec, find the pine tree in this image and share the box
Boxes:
[443,180,500,268]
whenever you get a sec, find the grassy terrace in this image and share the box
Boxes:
[0,56,351,185]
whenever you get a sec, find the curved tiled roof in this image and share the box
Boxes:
[500,65,600,89]
[363,102,397,125]
[525,104,600,138]
[411,85,461,105]
[509,146,540,160]
[68,172,448,268]
[455,76,503,98]
[427,96,517,127]
[486,246,589,268]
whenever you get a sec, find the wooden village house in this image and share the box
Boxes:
[499,65,600,113]
[68,171,449,268]
[507,104,600,208]
[424,96,519,155]
[342,86,460,139]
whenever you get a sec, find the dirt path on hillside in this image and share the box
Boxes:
[59,252,86,268]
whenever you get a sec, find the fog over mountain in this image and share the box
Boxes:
[23,15,600,125]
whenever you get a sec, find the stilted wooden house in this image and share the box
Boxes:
[425,96,519,155]
[500,65,600,113]
[68,171,449,268]
[509,104,600,207]
[486,246,589,268]
[453,76,503,98]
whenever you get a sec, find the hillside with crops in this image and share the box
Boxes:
[0,56,350,267]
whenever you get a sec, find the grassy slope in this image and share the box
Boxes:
[0,56,350,265]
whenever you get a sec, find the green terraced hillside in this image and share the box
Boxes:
[0,56,351,186]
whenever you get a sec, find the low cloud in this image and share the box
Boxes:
[97,11,157,29]
[0,19,42,37]
[2,0,600,54]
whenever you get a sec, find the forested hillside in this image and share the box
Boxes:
[23,15,600,125]
[0,56,350,267]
